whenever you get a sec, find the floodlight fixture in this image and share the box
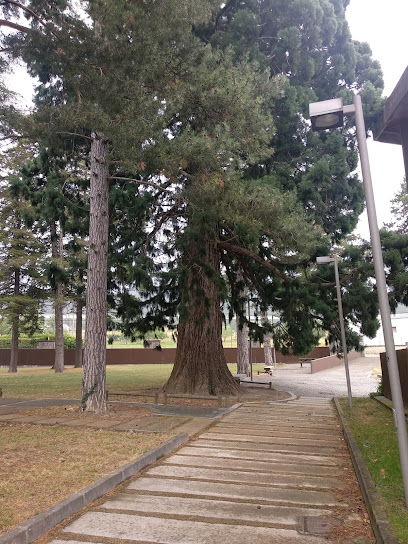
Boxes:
[309,97,344,131]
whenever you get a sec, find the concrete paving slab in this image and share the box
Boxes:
[146,464,344,489]
[127,476,342,506]
[196,435,343,457]
[213,423,341,438]
[0,413,27,420]
[141,416,190,432]
[174,418,214,437]
[61,511,332,543]
[176,445,342,466]
[101,493,332,526]
[200,431,342,449]
[191,439,344,457]
[224,414,338,426]
[61,419,119,429]
[164,454,343,477]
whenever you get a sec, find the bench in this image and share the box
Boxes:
[299,358,314,368]
[264,366,273,375]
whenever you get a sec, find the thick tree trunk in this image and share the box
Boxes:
[74,297,83,368]
[51,223,64,373]
[82,132,109,414]
[9,269,19,373]
[261,310,273,366]
[165,231,240,396]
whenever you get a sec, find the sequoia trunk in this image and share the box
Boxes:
[82,132,109,414]
[165,232,239,395]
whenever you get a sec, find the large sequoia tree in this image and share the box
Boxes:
[116,0,384,394]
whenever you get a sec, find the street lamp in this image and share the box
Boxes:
[316,255,353,409]
[310,95,408,507]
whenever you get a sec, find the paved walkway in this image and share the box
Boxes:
[47,397,375,544]
[266,356,380,398]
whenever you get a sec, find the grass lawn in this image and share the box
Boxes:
[0,423,171,536]
[0,363,261,399]
[340,397,408,543]
[0,364,174,399]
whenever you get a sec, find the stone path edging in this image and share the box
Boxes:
[333,397,399,544]
[0,432,189,544]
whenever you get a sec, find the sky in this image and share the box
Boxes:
[346,0,408,238]
[6,1,408,240]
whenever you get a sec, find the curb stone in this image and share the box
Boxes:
[333,397,399,544]
[0,432,189,544]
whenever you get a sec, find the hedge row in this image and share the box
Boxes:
[0,334,77,349]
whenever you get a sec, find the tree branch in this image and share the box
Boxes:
[0,18,32,33]
[56,131,93,141]
[2,0,48,27]
[218,240,288,281]
[109,176,176,194]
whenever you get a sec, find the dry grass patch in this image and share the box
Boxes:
[0,423,171,535]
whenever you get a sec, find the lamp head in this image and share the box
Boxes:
[316,256,335,264]
[309,98,344,131]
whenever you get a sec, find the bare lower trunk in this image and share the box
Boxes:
[82,132,109,414]
[74,298,83,368]
[262,311,273,366]
[9,271,19,372]
[54,283,64,372]
[165,232,239,395]
[51,223,64,373]
[236,279,249,375]
[237,318,249,375]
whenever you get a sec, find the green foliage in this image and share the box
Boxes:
[0,333,77,349]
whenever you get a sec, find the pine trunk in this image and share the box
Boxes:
[51,223,64,373]
[236,279,249,375]
[237,319,249,375]
[9,269,19,373]
[261,311,273,366]
[165,231,239,396]
[74,297,83,368]
[82,132,109,414]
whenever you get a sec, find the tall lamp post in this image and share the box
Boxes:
[317,254,353,409]
[309,95,408,507]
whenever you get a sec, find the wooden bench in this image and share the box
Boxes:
[264,366,274,375]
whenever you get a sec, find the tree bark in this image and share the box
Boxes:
[51,222,64,373]
[82,132,109,414]
[9,269,19,373]
[236,278,249,375]
[261,310,273,366]
[165,230,240,396]
[74,297,83,368]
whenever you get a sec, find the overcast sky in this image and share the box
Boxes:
[346,0,408,238]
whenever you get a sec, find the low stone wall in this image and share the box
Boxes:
[310,350,362,374]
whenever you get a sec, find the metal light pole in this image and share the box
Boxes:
[310,95,408,507]
[317,255,353,409]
